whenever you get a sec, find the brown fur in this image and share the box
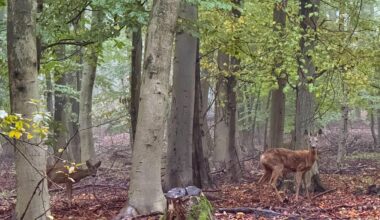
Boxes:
[47,160,101,205]
[258,147,317,202]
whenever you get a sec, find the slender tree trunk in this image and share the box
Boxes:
[7,0,51,218]
[227,57,242,181]
[130,28,142,148]
[79,46,97,163]
[263,93,271,151]
[370,110,378,149]
[66,66,82,163]
[295,0,325,193]
[337,99,349,169]
[212,0,243,182]
[377,109,380,148]
[269,78,286,148]
[193,40,212,188]
[119,0,180,216]
[53,46,73,161]
[200,78,214,168]
[79,11,102,163]
[269,0,287,149]
[213,52,242,182]
[251,87,261,150]
[1,7,14,159]
[355,108,361,120]
[45,73,54,115]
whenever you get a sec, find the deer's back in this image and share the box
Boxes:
[260,148,315,172]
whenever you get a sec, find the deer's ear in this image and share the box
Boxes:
[85,160,91,167]
[95,161,101,168]
[318,128,323,135]
[304,129,309,135]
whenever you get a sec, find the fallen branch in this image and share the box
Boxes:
[217,207,281,217]
[49,184,129,193]
[131,211,163,220]
[312,188,337,200]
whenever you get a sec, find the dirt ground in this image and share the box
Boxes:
[1,124,380,219]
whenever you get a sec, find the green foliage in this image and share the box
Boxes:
[199,0,380,132]
[187,195,214,220]
[0,102,51,141]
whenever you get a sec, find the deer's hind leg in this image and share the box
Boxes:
[258,166,272,184]
[269,165,284,202]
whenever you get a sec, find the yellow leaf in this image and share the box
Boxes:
[58,148,64,153]
[68,166,75,174]
[15,121,23,130]
[9,130,22,139]
[27,133,33,140]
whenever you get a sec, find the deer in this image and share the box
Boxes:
[47,160,101,205]
[258,129,322,202]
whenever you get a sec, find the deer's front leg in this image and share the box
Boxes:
[295,171,303,201]
[302,172,310,200]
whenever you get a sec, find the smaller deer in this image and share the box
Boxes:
[258,129,321,202]
[47,160,101,205]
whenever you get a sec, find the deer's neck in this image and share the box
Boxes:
[307,149,317,163]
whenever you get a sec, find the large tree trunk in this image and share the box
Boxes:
[120,0,180,216]
[130,28,142,148]
[7,0,51,218]
[79,11,102,163]
[269,79,286,148]
[164,2,197,190]
[193,40,212,188]
[295,0,325,193]
[213,53,242,182]
[269,0,287,149]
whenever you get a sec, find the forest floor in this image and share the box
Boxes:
[1,127,380,219]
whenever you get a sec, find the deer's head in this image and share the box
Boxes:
[304,129,322,149]
[85,160,102,177]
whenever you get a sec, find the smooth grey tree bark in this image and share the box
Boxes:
[79,11,102,163]
[7,0,51,218]
[269,0,287,149]
[118,0,180,216]
[337,100,349,169]
[164,1,197,191]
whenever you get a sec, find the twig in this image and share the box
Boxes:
[131,211,164,220]
[217,207,281,217]
[311,188,336,200]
